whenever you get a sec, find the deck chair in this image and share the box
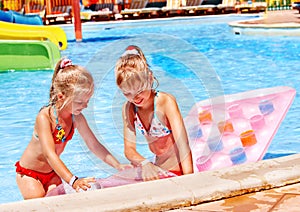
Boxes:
[252,1,267,12]
[139,1,167,18]
[120,0,149,18]
[161,0,186,16]
[194,0,222,14]
[25,4,46,16]
[235,1,267,13]
[45,5,72,24]
[81,3,114,21]
[217,0,236,13]
[180,0,204,14]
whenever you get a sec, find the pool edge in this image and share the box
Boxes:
[1,153,300,211]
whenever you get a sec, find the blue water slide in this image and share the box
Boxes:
[0,10,13,22]
[11,11,43,25]
[0,10,43,25]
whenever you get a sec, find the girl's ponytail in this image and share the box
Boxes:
[49,58,73,106]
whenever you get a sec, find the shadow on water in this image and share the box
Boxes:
[263,152,295,160]
[67,36,131,43]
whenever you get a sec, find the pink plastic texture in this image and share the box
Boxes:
[46,167,177,197]
[185,86,296,173]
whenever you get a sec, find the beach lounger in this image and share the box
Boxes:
[81,3,114,21]
[161,0,186,16]
[45,5,72,24]
[139,1,167,18]
[217,0,237,13]
[252,1,267,12]
[235,1,267,13]
[193,0,222,14]
[24,3,46,16]
[120,0,149,18]
[179,0,204,14]
[22,3,46,23]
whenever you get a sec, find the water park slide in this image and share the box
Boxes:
[0,40,61,72]
[0,9,43,25]
[0,21,67,50]
[46,86,295,197]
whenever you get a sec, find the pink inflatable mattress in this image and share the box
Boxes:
[184,86,296,172]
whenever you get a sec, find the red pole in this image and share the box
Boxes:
[46,0,51,16]
[72,0,82,42]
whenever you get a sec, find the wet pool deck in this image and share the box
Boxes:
[239,9,300,25]
[170,156,300,212]
[1,10,300,212]
[172,178,300,211]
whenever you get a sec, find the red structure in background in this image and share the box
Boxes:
[24,0,82,41]
[72,0,82,41]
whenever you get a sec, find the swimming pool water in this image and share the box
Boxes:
[1,15,300,204]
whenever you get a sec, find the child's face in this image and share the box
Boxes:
[123,88,152,106]
[69,91,93,115]
[119,72,152,104]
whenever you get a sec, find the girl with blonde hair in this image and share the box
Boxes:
[115,46,193,181]
[16,58,129,199]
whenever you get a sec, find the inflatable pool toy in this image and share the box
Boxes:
[0,40,61,72]
[184,86,296,173]
[45,86,295,197]
[46,167,176,197]
[0,21,67,50]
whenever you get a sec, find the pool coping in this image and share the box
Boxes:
[1,153,300,211]
[228,15,300,36]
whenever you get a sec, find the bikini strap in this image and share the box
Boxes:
[53,106,59,124]
[134,104,138,114]
[53,106,75,124]
[153,91,159,118]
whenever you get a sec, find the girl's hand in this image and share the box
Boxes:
[117,163,133,170]
[72,177,96,192]
[141,163,169,181]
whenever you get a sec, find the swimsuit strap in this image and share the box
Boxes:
[53,106,59,124]
[53,106,75,123]
[153,91,159,118]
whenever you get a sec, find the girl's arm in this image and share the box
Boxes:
[164,94,194,175]
[75,113,126,170]
[122,103,145,165]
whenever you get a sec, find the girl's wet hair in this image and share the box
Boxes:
[115,45,158,93]
[49,58,94,109]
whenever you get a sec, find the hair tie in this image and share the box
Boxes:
[122,49,139,57]
[60,58,73,69]
[126,45,136,50]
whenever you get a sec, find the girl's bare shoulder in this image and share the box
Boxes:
[157,91,177,105]
[36,106,51,121]
[34,106,53,131]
